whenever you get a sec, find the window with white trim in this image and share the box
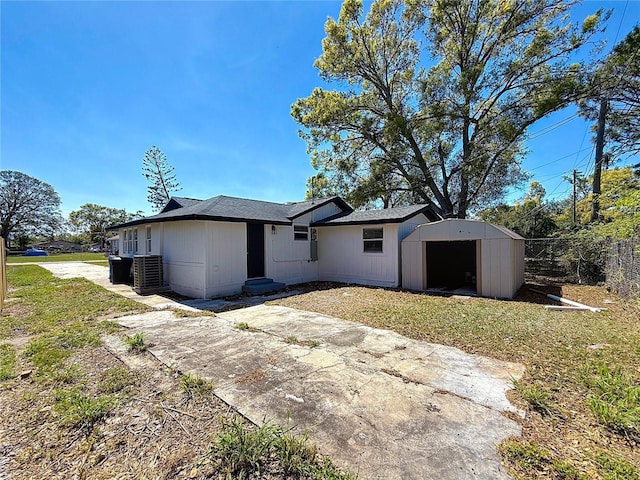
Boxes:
[363,227,383,253]
[123,228,138,254]
[293,225,309,241]
[146,227,152,253]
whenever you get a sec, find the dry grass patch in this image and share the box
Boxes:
[271,282,640,479]
[0,266,355,480]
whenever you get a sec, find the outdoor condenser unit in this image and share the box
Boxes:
[133,255,163,295]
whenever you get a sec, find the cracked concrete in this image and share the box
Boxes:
[40,261,525,479]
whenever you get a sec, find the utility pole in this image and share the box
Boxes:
[572,169,577,226]
[590,99,607,223]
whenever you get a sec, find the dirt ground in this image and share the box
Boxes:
[0,341,307,480]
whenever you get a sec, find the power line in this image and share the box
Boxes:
[526,146,593,173]
[612,0,629,47]
[527,113,580,140]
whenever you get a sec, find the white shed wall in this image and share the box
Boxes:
[204,221,247,298]
[317,224,400,287]
[401,240,424,291]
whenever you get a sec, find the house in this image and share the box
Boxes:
[401,219,525,299]
[32,239,82,253]
[110,195,439,299]
[106,235,120,255]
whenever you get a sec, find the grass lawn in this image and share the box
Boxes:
[6,252,108,263]
[272,282,640,479]
[0,266,354,479]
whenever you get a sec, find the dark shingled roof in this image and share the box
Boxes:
[312,204,439,226]
[161,197,203,213]
[285,196,352,219]
[110,195,352,229]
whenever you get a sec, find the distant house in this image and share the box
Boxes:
[110,195,438,299]
[106,235,119,255]
[32,240,82,253]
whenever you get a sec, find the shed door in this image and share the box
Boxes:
[426,240,477,291]
[247,223,265,278]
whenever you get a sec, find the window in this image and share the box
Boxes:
[293,225,309,241]
[146,227,152,253]
[363,228,383,253]
[123,228,138,253]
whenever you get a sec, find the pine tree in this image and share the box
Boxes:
[142,146,181,212]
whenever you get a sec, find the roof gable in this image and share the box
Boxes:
[160,197,203,213]
[285,196,353,220]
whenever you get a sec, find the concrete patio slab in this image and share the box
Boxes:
[39,261,525,479]
[114,306,524,479]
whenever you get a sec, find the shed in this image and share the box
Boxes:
[402,219,525,299]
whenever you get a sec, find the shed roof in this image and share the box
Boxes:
[403,218,524,242]
[313,204,440,226]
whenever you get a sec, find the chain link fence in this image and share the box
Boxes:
[606,237,640,300]
[525,236,639,300]
[525,238,571,278]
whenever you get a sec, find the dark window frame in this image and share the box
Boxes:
[363,227,383,253]
[293,225,309,241]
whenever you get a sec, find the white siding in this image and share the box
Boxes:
[401,240,423,291]
[130,223,161,255]
[205,222,247,298]
[265,224,318,285]
[317,224,400,287]
[512,239,525,294]
[397,214,429,287]
[479,238,516,299]
[162,221,206,298]
[301,201,343,223]
[397,213,429,241]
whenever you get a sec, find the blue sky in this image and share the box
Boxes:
[1,0,638,218]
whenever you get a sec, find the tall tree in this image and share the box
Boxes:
[581,26,640,159]
[478,182,558,238]
[292,0,606,217]
[142,146,181,212]
[0,170,63,247]
[69,204,139,247]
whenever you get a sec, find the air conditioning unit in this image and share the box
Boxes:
[133,255,163,295]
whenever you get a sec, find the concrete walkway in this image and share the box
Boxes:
[39,262,525,479]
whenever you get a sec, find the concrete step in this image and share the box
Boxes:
[244,277,275,286]
[242,279,286,296]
